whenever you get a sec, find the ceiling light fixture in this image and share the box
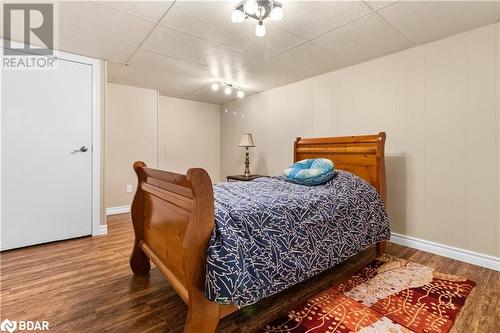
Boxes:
[231,0,283,37]
[243,0,258,15]
[255,21,266,37]
[269,5,283,21]
[231,9,245,23]
[211,82,246,99]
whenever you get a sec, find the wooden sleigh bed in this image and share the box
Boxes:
[130,132,387,333]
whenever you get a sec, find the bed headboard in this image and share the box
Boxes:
[294,132,386,205]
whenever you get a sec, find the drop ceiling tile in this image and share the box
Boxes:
[128,50,214,79]
[183,85,250,105]
[97,1,174,23]
[229,41,349,93]
[59,29,136,63]
[158,90,196,101]
[58,1,154,48]
[231,58,306,93]
[314,13,412,66]
[156,86,196,100]
[276,0,373,39]
[114,78,191,99]
[141,25,261,74]
[266,42,350,80]
[160,1,305,60]
[378,0,500,45]
[363,0,399,11]
[117,64,209,92]
[112,77,153,90]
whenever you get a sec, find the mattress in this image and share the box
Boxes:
[205,170,390,307]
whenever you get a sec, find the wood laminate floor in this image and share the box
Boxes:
[1,214,499,332]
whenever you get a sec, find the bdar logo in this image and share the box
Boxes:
[0,319,49,332]
[0,319,17,333]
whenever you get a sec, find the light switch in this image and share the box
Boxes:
[126,185,133,193]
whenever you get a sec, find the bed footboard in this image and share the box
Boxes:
[130,161,222,333]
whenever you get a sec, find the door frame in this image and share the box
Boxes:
[1,40,103,237]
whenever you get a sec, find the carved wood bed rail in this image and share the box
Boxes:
[130,132,387,333]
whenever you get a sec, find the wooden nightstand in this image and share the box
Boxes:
[226,175,266,182]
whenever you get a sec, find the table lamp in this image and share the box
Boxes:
[238,133,255,177]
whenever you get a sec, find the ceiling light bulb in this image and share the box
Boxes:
[231,9,245,23]
[237,90,245,98]
[243,0,258,15]
[211,83,219,91]
[255,21,266,37]
[270,6,283,21]
[257,6,266,18]
[224,86,232,95]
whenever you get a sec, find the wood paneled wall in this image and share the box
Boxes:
[105,84,220,209]
[158,96,220,182]
[105,84,158,208]
[220,23,500,257]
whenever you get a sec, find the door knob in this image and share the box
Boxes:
[71,146,88,153]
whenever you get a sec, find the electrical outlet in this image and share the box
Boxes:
[126,185,132,193]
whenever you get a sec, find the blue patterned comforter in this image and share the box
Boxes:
[205,170,390,307]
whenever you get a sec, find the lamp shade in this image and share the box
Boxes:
[238,133,255,147]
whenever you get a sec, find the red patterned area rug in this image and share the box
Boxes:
[262,255,475,333]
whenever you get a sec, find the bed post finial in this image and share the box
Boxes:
[133,160,146,173]
[376,132,387,258]
[293,137,301,163]
[375,132,387,207]
[130,161,151,275]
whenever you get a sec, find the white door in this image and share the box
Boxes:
[1,56,94,250]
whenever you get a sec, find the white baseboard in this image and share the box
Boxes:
[97,224,108,235]
[106,205,130,216]
[92,223,107,236]
[390,232,500,271]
